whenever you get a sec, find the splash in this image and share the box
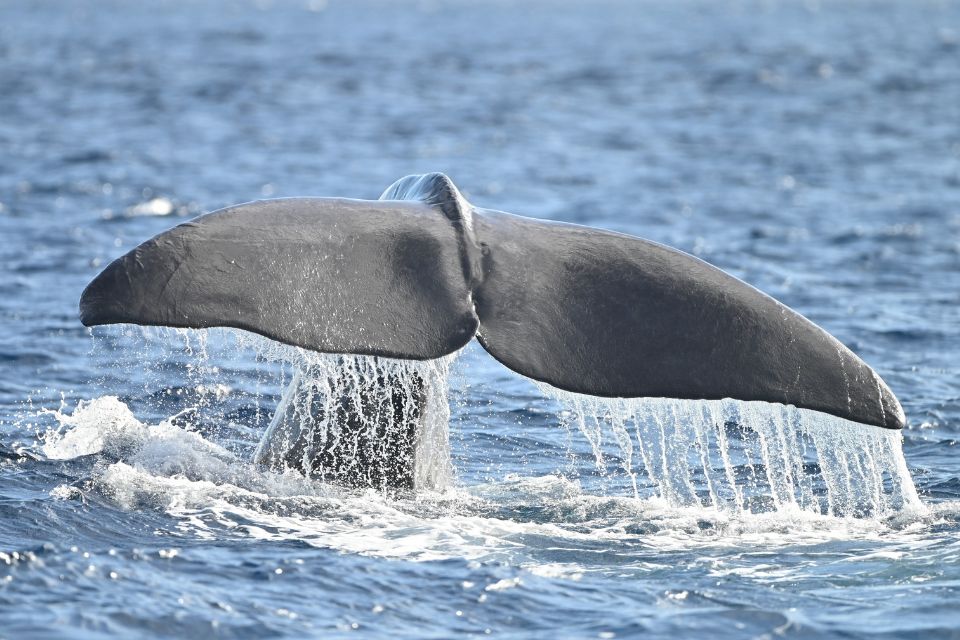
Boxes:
[37,391,934,569]
[42,396,241,481]
[41,396,231,466]
[84,327,458,490]
[540,386,923,518]
[40,396,347,504]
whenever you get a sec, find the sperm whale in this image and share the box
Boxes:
[79,173,904,487]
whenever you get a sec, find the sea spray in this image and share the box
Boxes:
[539,385,923,518]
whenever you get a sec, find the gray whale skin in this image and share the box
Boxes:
[80,173,904,433]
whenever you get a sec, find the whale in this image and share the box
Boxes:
[79,173,905,488]
[252,358,430,489]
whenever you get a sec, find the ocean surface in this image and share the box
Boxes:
[2,0,960,637]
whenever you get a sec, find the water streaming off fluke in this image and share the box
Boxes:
[43,327,924,521]
[253,353,455,491]
[218,343,925,519]
[540,386,923,518]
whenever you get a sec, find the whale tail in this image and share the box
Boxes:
[253,359,427,490]
[80,173,904,430]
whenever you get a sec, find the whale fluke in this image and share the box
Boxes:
[80,196,479,360]
[80,173,904,430]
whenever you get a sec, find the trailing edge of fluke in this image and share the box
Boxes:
[79,173,905,429]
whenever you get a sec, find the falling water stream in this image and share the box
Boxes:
[41,333,923,524]
[542,388,922,518]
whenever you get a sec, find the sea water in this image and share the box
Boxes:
[2,0,960,637]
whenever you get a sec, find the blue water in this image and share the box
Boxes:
[2,0,960,637]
